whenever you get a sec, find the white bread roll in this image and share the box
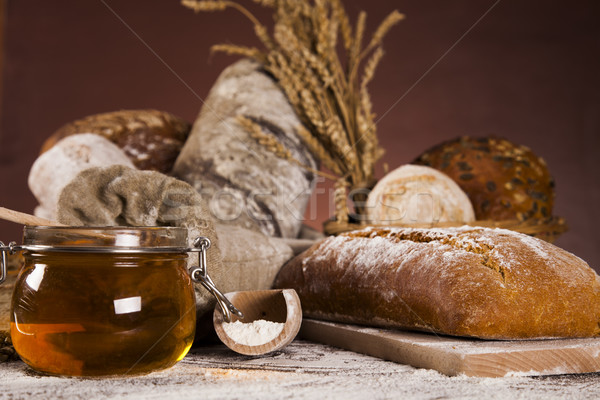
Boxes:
[28,133,135,220]
[366,164,475,224]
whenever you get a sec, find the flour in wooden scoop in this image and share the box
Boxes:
[222,320,284,346]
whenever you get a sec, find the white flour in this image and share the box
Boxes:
[2,341,600,399]
[222,319,284,346]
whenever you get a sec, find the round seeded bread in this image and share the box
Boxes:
[413,136,555,221]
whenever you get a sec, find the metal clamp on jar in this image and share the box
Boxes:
[0,226,242,377]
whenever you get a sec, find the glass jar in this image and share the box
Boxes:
[5,226,197,377]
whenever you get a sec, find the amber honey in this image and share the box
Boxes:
[9,227,197,377]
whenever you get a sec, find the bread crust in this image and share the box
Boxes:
[413,136,554,221]
[41,109,191,173]
[274,227,600,339]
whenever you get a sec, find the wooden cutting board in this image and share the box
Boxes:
[300,319,600,377]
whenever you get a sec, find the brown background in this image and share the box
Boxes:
[1,1,599,270]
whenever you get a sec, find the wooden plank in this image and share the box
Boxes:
[300,319,600,377]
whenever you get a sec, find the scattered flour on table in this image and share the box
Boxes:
[3,341,600,400]
[222,320,284,346]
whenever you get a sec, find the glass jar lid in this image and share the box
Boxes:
[21,226,189,253]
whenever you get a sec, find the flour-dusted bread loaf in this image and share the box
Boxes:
[173,59,317,238]
[366,165,475,224]
[274,226,600,339]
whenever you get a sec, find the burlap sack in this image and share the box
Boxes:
[56,165,291,322]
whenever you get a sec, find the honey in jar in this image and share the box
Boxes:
[8,226,197,377]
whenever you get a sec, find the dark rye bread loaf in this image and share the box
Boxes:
[41,109,191,173]
[274,227,600,339]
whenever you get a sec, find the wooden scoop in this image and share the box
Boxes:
[213,289,302,356]
[0,206,64,227]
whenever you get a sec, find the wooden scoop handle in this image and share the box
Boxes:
[0,206,65,227]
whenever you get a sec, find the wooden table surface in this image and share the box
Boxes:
[1,340,600,399]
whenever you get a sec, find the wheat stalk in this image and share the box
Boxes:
[183,0,402,221]
[237,115,338,181]
[182,0,227,11]
[295,125,344,176]
[210,44,266,63]
[362,10,405,58]
[334,177,349,223]
[331,0,352,50]
[250,0,275,7]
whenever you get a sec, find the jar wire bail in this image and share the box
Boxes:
[0,241,18,284]
[188,237,244,323]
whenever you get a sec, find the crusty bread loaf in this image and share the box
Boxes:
[274,226,600,339]
[173,59,317,238]
[41,109,191,173]
[413,136,554,221]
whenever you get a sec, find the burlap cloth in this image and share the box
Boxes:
[56,165,249,321]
